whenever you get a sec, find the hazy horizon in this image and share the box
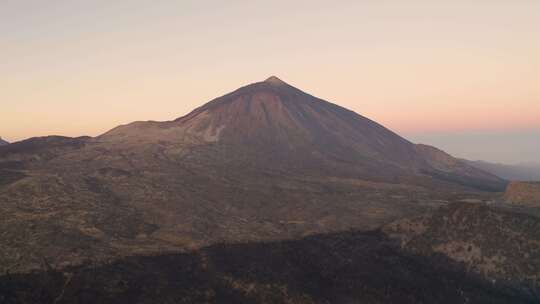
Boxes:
[2,0,539,164]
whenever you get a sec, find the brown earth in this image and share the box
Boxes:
[504,181,540,207]
[383,202,540,293]
[1,229,536,304]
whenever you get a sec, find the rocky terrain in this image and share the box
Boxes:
[384,202,540,296]
[0,137,9,146]
[504,181,540,207]
[1,225,537,304]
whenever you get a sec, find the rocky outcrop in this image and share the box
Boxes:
[504,181,540,207]
[383,202,540,294]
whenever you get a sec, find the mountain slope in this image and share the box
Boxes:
[0,137,8,146]
[384,202,540,295]
[415,144,507,191]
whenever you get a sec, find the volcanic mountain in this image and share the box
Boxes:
[0,77,505,274]
[104,76,421,168]
[101,76,504,189]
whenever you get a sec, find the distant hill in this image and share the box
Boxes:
[0,137,8,146]
[466,160,540,181]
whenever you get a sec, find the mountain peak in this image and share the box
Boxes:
[264,76,288,86]
[94,76,505,193]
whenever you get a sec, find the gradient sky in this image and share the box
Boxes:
[1,1,539,163]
